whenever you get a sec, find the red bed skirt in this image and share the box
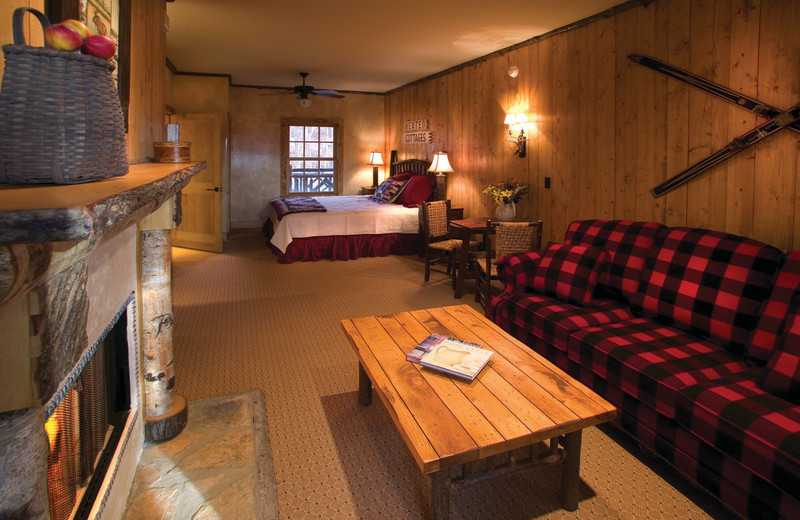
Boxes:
[263,220,422,263]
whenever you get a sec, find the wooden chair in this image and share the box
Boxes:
[474,220,542,308]
[421,200,478,283]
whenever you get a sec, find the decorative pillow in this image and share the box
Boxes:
[370,178,407,204]
[394,175,434,207]
[631,227,783,356]
[391,172,413,182]
[530,243,608,306]
[760,313,800,404]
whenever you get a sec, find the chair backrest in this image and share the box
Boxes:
[475,220,543,308]
[421,200,451,239]
[494,221,543,258]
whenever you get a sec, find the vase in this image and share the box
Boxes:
[495,202,516,222]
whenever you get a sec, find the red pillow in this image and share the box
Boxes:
[391,172,413,182]
[530,243,608,306]
[394,175,434,207]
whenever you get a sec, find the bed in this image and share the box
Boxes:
[263,158,437,263]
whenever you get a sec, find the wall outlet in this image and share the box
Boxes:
[544,177,551,189]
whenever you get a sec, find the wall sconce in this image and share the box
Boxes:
[504,112,530,158]
[428,151,453,201]
[367,151,384,187]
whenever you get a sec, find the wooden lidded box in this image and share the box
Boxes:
[154,141,191,163]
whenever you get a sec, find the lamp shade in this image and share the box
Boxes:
[428,151,454,174]
[505,112,529,125]
[367,151,384,165]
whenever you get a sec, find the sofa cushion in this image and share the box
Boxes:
[632,227,783,356]
[568,318,755,418]
[747,251,800,362]
[490,292,634,352]
[760,314,800,404]
[564,219,666,301]
[676,370,800,500]
[530,243,607,306]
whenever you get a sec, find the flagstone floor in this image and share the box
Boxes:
[121,390,277,520]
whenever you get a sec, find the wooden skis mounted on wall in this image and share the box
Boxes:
[628,54,800,197]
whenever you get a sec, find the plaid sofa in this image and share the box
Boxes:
[487,219,800,520]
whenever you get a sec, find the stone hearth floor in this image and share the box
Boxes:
[121,390,277,520]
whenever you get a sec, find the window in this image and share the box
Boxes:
[281,119,342,195]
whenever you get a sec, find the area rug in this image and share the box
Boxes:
[121,389,278,520]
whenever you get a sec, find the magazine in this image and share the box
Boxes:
[418,338,493,381]
[406,334,483,363]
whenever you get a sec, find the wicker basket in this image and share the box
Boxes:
[0,8,128,184]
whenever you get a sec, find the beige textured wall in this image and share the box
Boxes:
[167,73,230,114]
[230,87,385,228]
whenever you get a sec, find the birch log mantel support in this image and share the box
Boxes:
[139,228,187,442]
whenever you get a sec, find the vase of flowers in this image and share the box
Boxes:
[482,179,529,221]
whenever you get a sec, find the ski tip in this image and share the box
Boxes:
[650,187,665,198]
[628,54,645,63]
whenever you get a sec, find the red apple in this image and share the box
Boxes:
[44,23,83,51]
[61,19,92,40]
[81,34,116,60]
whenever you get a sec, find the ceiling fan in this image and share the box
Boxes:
[290,72,344,108]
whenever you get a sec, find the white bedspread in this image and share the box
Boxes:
[269,195,420,253]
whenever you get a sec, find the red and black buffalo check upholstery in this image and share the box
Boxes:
[488,219,800,520]
[565,219,665,301]
[491,293,634,361]
[675,370,800,509]
[748,251,800,362]
[530,243,608,306]
[761,314,800,403]
[632,227,783,356]
[568,318,755,418]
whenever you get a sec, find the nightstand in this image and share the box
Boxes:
[361,185,377,195]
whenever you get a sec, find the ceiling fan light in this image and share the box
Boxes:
[298,97,312,108]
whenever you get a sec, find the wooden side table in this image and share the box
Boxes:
[361,185,377,195]
[449,218,488,298]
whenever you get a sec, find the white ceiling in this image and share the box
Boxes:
[166,0,625,94]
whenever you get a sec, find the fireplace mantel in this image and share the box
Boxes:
[0,162,207,307]
[0,161,207,519]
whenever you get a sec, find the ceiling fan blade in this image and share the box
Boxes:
[311,90,345,98]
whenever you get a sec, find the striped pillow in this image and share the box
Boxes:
[530,243,608,306]
[370,178,407,203]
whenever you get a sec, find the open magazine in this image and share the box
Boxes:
[407,334,492,380]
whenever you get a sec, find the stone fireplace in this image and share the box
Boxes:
[0,162,205,519]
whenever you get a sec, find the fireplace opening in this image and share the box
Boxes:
[45,311,131,520]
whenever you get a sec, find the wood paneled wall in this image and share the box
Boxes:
[385,0,800,251]
[126,0,166,163]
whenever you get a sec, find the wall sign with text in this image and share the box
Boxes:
[403,119,433,144]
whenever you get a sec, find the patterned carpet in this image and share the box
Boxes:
[171,229,739,520]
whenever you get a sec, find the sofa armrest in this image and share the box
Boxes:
[496,251,543,296]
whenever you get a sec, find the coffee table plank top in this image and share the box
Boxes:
[341,305,617,474]
[344,315,481,466]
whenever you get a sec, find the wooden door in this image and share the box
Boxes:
[170,113,227,253]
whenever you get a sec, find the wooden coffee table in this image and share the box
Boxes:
[341,304,616,519]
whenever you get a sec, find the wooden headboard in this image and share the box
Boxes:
[390,158,431,177]
[389,157,446,201]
